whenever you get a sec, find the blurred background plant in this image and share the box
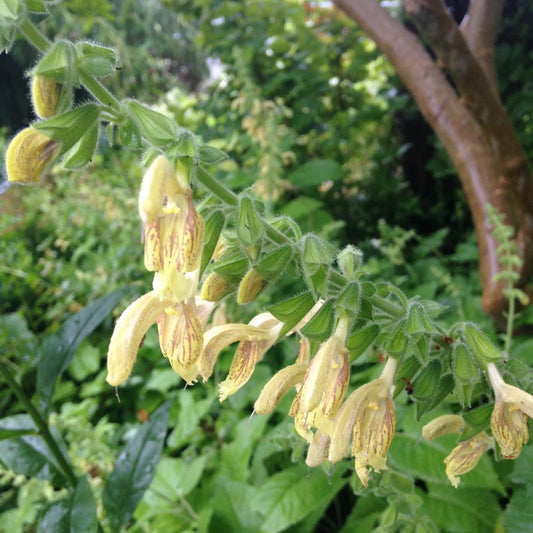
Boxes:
[1,1,533,532]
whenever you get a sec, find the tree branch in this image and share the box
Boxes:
[333,0,533,323]
[460,0,504,92]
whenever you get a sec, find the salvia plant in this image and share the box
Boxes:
[1,1,533,531]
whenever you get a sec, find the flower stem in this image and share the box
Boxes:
[0,360,78,487]
[78,70,121,111]
[18,17,49,53]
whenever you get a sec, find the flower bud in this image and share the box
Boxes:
[422,415,465,441]
[6,127,59,183]
[32,75,61,118]
[201,272,233,302]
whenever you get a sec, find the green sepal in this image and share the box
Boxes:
[212,246,249,283]
[61,121,99,168]
[267,291,315,338]
[198,145,228,165]
[412,359,442,401]
[452,343,479,383]
[405,303,435,335]
[304,263,328,298]
[237,195,264,246]
[255,244,292,281]
[460,404,492,441]
[384,320,408,355]
[200,209,225,276]
[33,103,100,153]
[301,233,335,273]
[300,298,335,342]
[393,355,419,398]
[462,323,504,364]
[337,245,363,278]
[336,281,361,314]
[123,100,177,146]
[415,373,454,419]
[412,335,430,363]
[34,40,75,79]
[76,41,116,77]
[346,323,378,360]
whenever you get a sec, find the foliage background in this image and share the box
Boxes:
[1,1,533,531]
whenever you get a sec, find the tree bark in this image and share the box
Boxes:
[334,0,533,325]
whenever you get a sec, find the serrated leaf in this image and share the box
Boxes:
[37,475,97,533]
[267,291,315,338]
[0,415,68,486]
[300,298,334,342]
[103,400,171,533]
[37,287,131,412]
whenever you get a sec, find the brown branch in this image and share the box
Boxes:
[333,0,533,323]
[460,0,504,93]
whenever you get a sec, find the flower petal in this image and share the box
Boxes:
[107,291,172,386]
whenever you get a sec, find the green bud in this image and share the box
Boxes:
[337,245,364,278]
[123,100,177,146]
[301,234,335,273]
[452,343,479,383]
[462,323,504,364]
[237,195,264,246]
[406,303,435,334]
[198,145,228,165]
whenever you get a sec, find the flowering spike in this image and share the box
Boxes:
[6,127,60,183]
[107,291,172,386]
[444,432,494,487]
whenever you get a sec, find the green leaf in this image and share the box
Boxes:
[37,475,98,533]
[250,463,348,533]
[103,400,171,533]
[504,483,533,533]
[33,103,100,153]
[0,415,68,486]
[300,298,334,342]
[267,291,315,338]
[37,287,131,412]
[287,159,343,189]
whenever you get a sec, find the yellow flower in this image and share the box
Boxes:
[288,316,350,442]
[444,432,494,487]
[6,127,59,183]
[329,357,397,487]
[32,75,61,118]
[487,362,533,459]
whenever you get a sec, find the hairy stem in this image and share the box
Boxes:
[18,17,49,52]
